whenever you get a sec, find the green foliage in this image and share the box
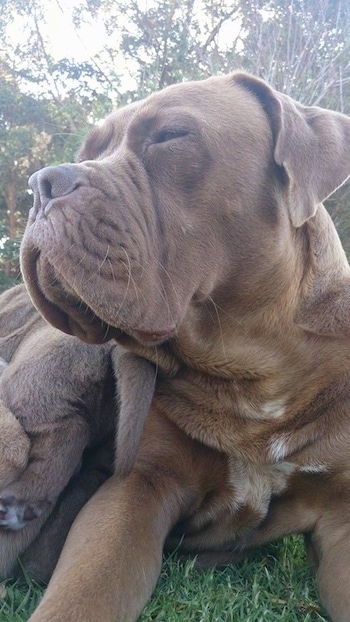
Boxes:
[0,271,20,293]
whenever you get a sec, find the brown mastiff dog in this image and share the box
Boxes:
[20,72,350,621]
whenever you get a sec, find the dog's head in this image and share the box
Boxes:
[20,73,350,348]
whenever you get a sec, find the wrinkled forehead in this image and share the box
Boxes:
[77,75,264,161]
[77,102,140,161]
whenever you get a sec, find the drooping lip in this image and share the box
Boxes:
[21,245,176,346]
[127,327,176,345]
[21,247,115,343]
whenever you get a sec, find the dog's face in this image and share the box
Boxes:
[20,73,350,348]
[18,76,350,622]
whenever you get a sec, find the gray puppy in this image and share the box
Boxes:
[0,285,156,581]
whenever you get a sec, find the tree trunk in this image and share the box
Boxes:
[4,180,17,278]
[5,180,17,240]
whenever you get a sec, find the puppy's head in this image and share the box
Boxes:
[20,74,350,346]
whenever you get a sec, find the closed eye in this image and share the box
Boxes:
[154,129,189,143]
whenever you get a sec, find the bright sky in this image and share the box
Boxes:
[6,0,240,96]
[7,0,107,61]
[8,0,237,60]
[6,0,139,93]
[45,2,106,60]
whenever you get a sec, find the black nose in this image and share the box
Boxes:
[29,164,86,215]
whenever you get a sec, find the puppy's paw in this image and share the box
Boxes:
[0,401,31,488]
[0,495,49,530]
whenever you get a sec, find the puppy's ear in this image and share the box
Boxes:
[233,73,350,227]
[112,347,156,477]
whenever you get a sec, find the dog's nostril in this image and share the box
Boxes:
[36,165,85,203]
[41,179,53,200]
[28,165,86,218]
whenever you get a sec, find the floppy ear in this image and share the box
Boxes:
[112,347,156,477]
[234,73,350,227]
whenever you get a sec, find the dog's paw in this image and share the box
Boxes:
[0,495,49,530]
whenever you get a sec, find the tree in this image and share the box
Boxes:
[0,63,49,282]
[73,0,243,101]
[73,0,350,108]
[0,0,114,288]
[237,0,350,110]
[1,0,350,290]
[67,0,350,254]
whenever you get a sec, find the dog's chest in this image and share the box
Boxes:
[156,366,338,549]
[168,455,296,553]
[226,456,295,513]
[155,372,292,464]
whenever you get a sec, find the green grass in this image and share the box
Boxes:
[0,536,329,621]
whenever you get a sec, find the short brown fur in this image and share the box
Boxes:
[20,73,350,621]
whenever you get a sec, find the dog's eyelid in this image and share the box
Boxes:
[154,128,190,144]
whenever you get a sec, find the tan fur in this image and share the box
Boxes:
[20,73,350,621]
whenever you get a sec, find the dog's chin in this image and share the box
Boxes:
[24,282,175,346]
[48,305,176,347]
[21,250,175,347]
[65,312,176,346]
[21,284,117,344]
[24,281,175,346]
[66,314,119,344]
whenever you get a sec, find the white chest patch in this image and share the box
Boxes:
[267,437,328,474]
[267,433,291,462]
[261,399,286,419]
[228,457,296,518]
[237,397,287,421]
[0,357,8,371]
[299,463,328,474]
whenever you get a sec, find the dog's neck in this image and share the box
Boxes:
[115,204,350,419]
[111,207,350,466]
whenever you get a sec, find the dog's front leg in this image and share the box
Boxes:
[28,410,204,622]
[18,439,114,583]
[29,473,170,622]
[309,506,350,622]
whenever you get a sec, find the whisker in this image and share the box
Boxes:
[103,323,111,341]
[128,257,175,327]
[209,299,245,329]
[107,257,116,283]
[98,245,110,274]
[154,258,182,324]
[114,251,132,319]
[208,296,228,363]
